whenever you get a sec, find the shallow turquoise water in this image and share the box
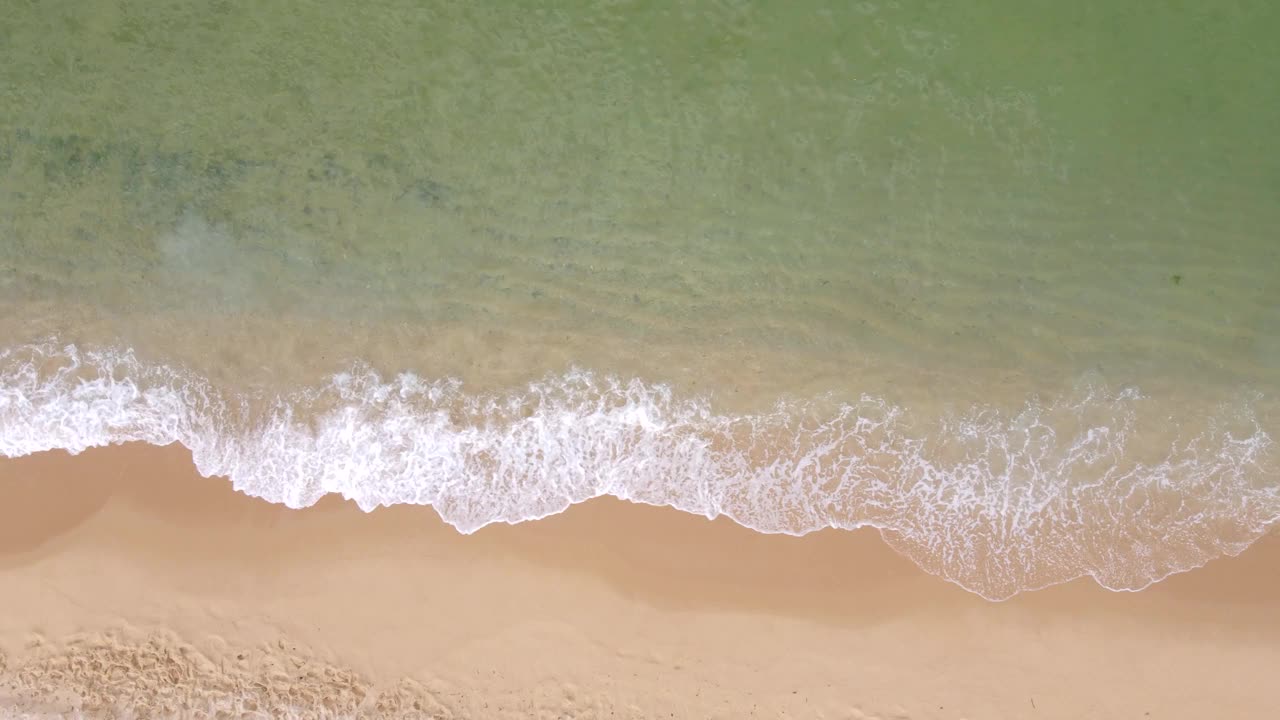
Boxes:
[1,1,1278,598]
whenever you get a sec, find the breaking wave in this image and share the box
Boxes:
[1,341,1276,600]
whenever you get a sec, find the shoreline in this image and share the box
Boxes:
[2,442,1279,718]
[4,338,1275,602]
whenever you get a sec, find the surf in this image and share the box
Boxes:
[1,340,1274,601]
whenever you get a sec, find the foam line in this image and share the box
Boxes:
[1,341,1275,600]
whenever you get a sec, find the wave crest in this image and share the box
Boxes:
[1,341,1275,600]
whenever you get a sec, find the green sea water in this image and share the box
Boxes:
[1,0,1278,599]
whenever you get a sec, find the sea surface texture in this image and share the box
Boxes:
[2,1,1278,600]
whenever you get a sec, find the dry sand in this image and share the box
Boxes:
[1,443,1277,719]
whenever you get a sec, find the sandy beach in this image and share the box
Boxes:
[0,443,1276,719]
[3,0,1278,717]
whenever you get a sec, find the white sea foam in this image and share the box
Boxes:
[1,341,1275,600]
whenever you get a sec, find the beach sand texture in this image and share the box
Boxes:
[2,444,1279,719]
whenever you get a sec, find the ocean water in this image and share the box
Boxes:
[1,0,1277,600]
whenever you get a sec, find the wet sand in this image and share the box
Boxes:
[1,442,1278,719]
